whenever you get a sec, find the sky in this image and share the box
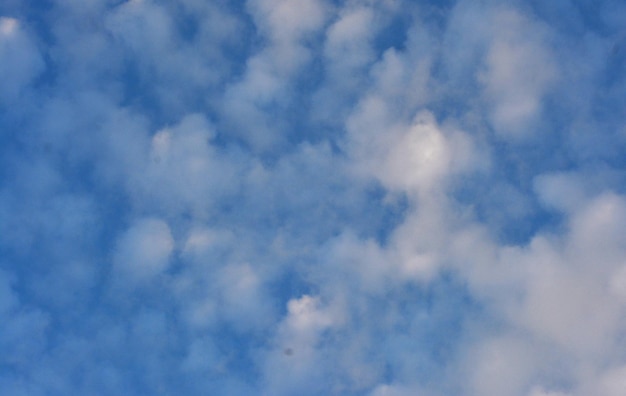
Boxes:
[1,0,626,395]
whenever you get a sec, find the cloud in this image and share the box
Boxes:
[0,272,49,372]
[134,113,244,217]
[449,191,626,395]
[2,0,626,395]
[478,7,558,139]
[0,17,44,104]
[325,6,376,79]
[219,0,330,150]
[112,218,174,283]
[247,0,328,46]
[260,294,345,395]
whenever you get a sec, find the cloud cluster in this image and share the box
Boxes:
[1,0,626,395]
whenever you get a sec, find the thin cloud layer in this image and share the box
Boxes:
[1,0,626,395]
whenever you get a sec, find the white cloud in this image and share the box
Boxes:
[527,387,570,396]
[217,263,275,330]
[597,365,626,396]
[218,0,330,150]
[0,17,44,103]
[105,0,174,55]
[478,7,558,139]
[324,6,376,76]
[124,113,245,217]
[441,2,559,141]
[182,227,234,259]
[260,294,345,394]
[112,218,174,283]
[346,98,481,202]
[247,0,328,46]
[325,232,390,294]
[534,171,589,213]
[220,55,289,150]
[464,335,538,396]
[369,45,432,111]
[515,241,619,356]
[450,191,626,395]
[311,5,380,123]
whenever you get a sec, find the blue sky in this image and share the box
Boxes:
[1,0,626,395]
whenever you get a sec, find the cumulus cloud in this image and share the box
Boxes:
[1,0,626,395]
[260,294,345,395]
[112,218,174,283]
[478,7,558,139]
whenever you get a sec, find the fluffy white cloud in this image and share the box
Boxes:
[478,7,558,139]
[325,7,376,79]
[260,294,345,395]
[134,113,243,217]
[448,192,626,395]
[248,0,328,46]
